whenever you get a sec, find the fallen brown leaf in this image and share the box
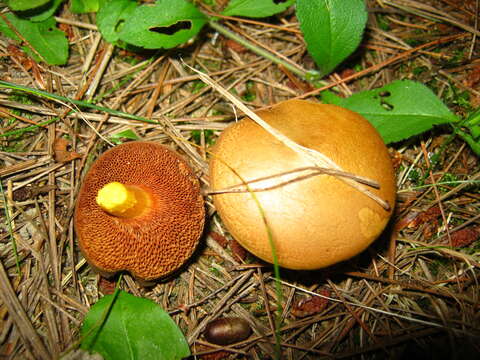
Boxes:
[98,276,116,295]
[451,226,480,248]
[193,344,230,360]
[230,239,247,261]
[209,231,229,248]
[464,65,480,88]
[53,138,82,162]
[223,39,248,53]
[292,289,330,318]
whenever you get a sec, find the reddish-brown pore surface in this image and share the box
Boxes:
[74,141,205,281]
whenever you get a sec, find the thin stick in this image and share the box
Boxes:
[208,21,308,80]
[0,260,51,360]
[0,181,21,276]
[207,166,380,195]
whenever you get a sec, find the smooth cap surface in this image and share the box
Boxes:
[209,100,396,270]
[75,141,205,280]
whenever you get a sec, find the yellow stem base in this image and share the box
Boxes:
[96,182,151,218]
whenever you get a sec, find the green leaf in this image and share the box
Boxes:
[27,0,63,22]
[321,80,459,144]
[7,0,49,11]
[0,15,68,65]
[109,129,139,144]
[71,0,105,14]
[97,0,138,44]
[81,291,190,360]
[222,0,295,18]
[297,0,367,76]
[118,0,207,49]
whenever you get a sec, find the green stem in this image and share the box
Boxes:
[84,274,123,350]
[0,80,158,128]
[253,194,283,359]
[61,275,123,357]
[1,118,58,138]
[209,20,311,81]
[213,157,284,359]
[453,125,480,156]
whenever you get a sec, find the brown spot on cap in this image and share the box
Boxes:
[74,141,205,281]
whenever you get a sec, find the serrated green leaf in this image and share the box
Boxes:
[297,0,367,76]
[7,0,49,11]
[0,14,68,65]
[27,0,63,22]
[71,0,105,14]
[97,0,138,44]
[118,0,207,49]
[81,291,190,360]
[222,0,295,18]
[322,80,459,144]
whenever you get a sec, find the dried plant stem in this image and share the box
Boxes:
[0,180,21,275]
[207,166,380,195]
[85,43,115,100]
[0,260,50,360]
[186,65,390,210]
[0,13,46,64]
[208,21,310,80]
[188,270,255,343]
[382,0,480,36]
[275,278,474,335]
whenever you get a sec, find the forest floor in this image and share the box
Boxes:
[0,0,479,359]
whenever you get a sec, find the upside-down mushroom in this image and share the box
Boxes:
[74,141,205,281]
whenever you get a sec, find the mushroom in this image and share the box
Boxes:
[74,141,205,281]
[209,99,396,270]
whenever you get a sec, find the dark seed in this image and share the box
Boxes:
[204,317,252,345]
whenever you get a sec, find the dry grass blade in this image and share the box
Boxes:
[0,260,50,360]
[382,0,480,36]
[275,278,476,336]
[207,166,380,195]
[187,269,255,343]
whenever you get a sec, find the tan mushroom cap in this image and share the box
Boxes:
[209,100,396,270]
[74,141,205,281]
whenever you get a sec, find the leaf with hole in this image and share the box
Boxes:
[296,0,367,76]
[97,0,138,44]
[117,0,207,49]
[81,291,190,360]
[0,14,68,65]
[6,0,49,11]
[222,0,295,18]
[321,80,459,144]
